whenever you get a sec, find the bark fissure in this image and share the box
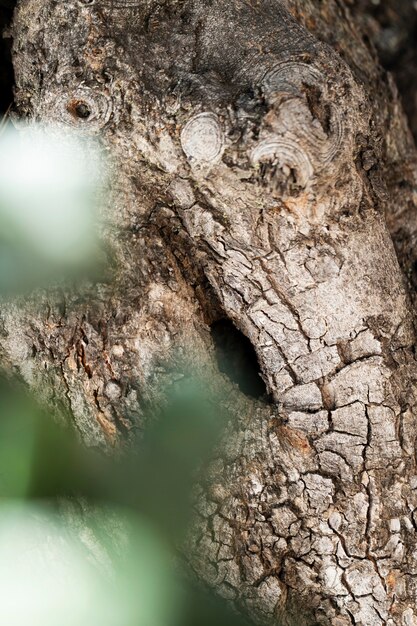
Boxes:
[6,0,417,624]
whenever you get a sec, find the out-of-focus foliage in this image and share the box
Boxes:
[0,124,256,626]
[0,502,180,626]
[0,125,104,292]
[0,376,253,626]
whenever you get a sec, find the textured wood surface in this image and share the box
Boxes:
[7,1,417,623]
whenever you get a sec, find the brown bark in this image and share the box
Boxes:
[350,0,417,144]
[6,0,417,624]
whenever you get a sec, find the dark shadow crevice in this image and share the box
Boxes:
[210,319,269,400]
[0,2,15,116]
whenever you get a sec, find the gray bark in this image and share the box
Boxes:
[6,0,417,624]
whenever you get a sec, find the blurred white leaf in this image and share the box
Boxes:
[0,502,181,626]
[0,124,105,288]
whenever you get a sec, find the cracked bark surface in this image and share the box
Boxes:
[7,0,417,624]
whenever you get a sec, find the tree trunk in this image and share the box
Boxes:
[7,0,417,624]
[350,0,417,144]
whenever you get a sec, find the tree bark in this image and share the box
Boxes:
[350,0,417,144]
[7,0,417,624]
